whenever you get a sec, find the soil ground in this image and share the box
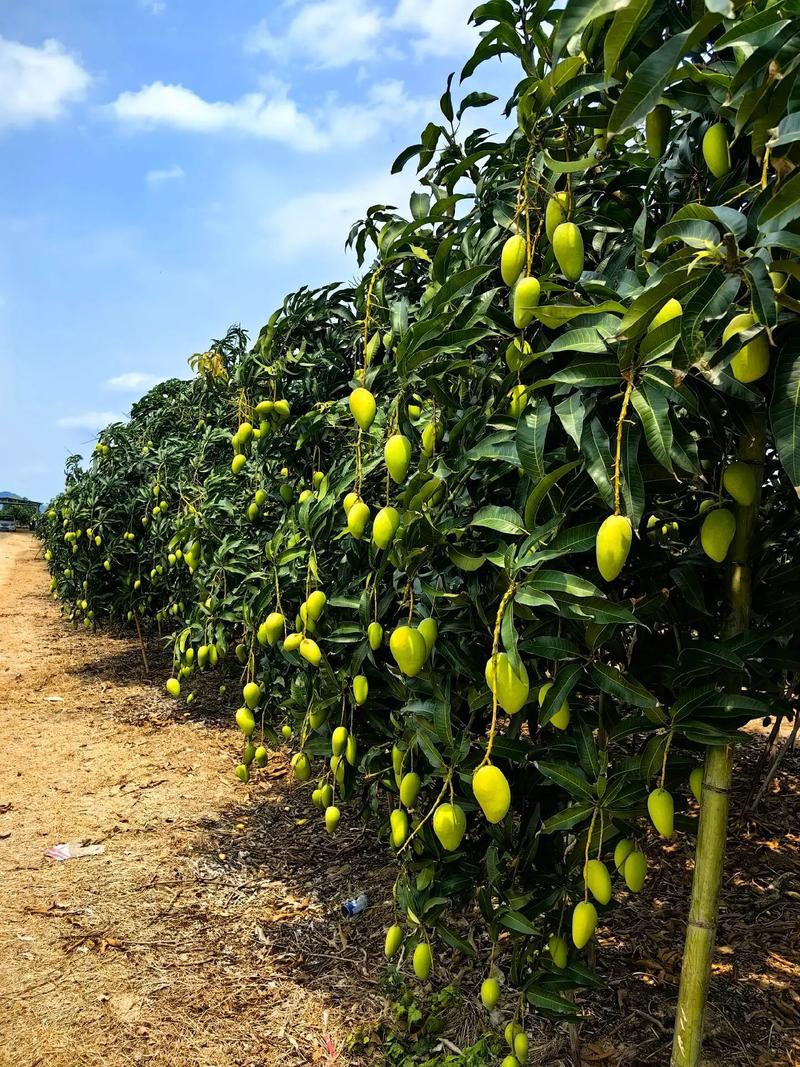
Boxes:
[0,532,798,1067]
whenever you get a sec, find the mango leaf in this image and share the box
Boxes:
[604,0,654,77]
[541,801,595,832]
[589,662,659,708]
[539,662,584,725]
[770,331,800,492]
[631,382,674,473]
[516,400,552,481]
[470,506,527,534]
[536,760,596,801]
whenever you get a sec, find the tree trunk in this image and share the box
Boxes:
[670,410,766,1067]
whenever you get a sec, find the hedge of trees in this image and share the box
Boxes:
[39,2,800,1064]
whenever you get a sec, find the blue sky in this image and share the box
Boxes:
[0,0,514,504]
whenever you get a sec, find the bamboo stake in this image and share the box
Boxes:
[671,410,766,1067]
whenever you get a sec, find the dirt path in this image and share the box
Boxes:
[0,534,388,1067]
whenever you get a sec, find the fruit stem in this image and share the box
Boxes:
[482,580,518,766]
[361,267,382,384]
[583,808,599,902]
[671,409,766,1067]
[613,374,635,516]
[659,731,674,790]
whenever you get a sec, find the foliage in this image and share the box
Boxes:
[39,0,800,1054]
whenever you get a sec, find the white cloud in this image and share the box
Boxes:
[261,168,418,260]
[245,0,382,69]
[391,0,479,56]
[0,36,91,130]
[56,411,123,431]
[245,0,478,68]
[109,79,430,152]
[140,0,166,12]
[145,164,185,185]
[105,372,163,391]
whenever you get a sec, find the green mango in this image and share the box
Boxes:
[647,787,674,837]
[571,900,597,949]
[501,233,527,286]
[552,222,584,281]
[702,122,730,177]
[485,652,529,714]
[432,802,467,851]
[700,508,735,562]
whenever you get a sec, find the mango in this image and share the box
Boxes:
[264,611,285,646]
[552,222,584,281]
[399,771,421,808]
[254,746,268,767]
[307,589,327,620]
[649,297,682,332]
[291,752,311,781]
[347,499,370,539]
[501,234,527,286]
[298,489,312,504]
[281,724,292,739]
[505,1023,522,1048]
[385,924,403,957]
[392,744,405,785]
[513,1033,529,1062]
[723,461,758,506]
[417,617,438,656]
[700,508,735,562]
[349,387,376,430]
[242,743,256,767]
[584,859,612,905]
[472,764,511,823]
[645,104,671,158]
[485,652,529,714]
[624,850,648,892]
[512,276,541,328]
[505,337,531,372]
[432,802,467,851]
[548,933,568,969]
[368,621,384,650]
[236,707,255,736]
[320,783,334,808]
[421,420,442,456]
[232,454,246,474]
[325,806,340,833]
[572,900,597,949]
[538,680,570,730]
[702,122,730,178]
[508,383,529,418]
[545,191,568,241]
[243,682,261,709]
[274,398,290,419]
[390,808,409,848]
[331,726,348,756]
[385,434,412,483]
[343,490,359,514]
[413,942,432,980]
[353,674,368,705]
[389,625,428,677]
[283,632,302,651]
[373,505,400,550]
[480,976,501,1010]
[690,766,703,803]
[234,763,250,784]
[725,311,772,381]
[299,637,322,666]
[647,787,674,837]
[345,734,358,765]
[165,677,180,698]
[596,514,632,581]
[614,838,635,871]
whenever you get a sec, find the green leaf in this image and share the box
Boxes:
[608,19,719,137]
[516,400,552,482]
[770,331,800,491]
[499,910,539,936]
[539,662,584,725]
[554,0,625,58]
[526,987,581,1017]
[529,570,601,597]
[631,382,674,473]
[589,663,659,708]
[759,171,800,232]
[541,801,595,832]
[580,417,615,509]
[603,0,654,77]
[536,760,596,801]
[471,506,527,534]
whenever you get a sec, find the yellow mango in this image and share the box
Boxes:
[513,276,541,328]
[552,222,584,281]
[389,625,428,677]
[372,505,400,550]
[724,312,769,383]
[432,802,467,851]
[584,859,612,905]
[538,680,570,730]
[385,434,412,483]
[349,387,376,430]
[485,652,530,714]
[623,850,648,892]
[501,234,527,286]
[347,499,371,539]
[596,514,632,581]
[647,787,674,837]
[472,764,511,823]
[572,900,597,949]
[545,192,568,241]
[700,508,735,562]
